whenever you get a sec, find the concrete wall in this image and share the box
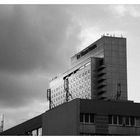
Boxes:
[79,124,96,134]
[104,36,127,100]
[108,125,140,135]
[71,37,104,67]
[0,114,42,136]
[80,99,140,117]
[42,99,80,135]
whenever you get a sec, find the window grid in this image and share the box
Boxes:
[108,115,136,126]
[50,62,91,107]
[80,113,94,124]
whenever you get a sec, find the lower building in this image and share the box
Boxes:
[0,114,42,136]
[1,99,140,136]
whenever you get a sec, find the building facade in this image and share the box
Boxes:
[43,99,140,136]
[0,114,42,136]
[0,35,133,136]
[1,99,140,136]
[49,36,128,108]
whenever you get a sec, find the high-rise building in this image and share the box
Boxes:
[49,35,127,108]
[2,35,140,136]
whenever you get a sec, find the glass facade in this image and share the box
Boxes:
[50,61,91,107]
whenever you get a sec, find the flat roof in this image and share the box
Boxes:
[71,35,126,59]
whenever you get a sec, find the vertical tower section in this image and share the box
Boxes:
[103,36,127,100]
[91,57,107,100]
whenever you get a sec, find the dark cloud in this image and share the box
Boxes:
[0,72,49,108]
[0,5,81,108]
[0,5,80,74]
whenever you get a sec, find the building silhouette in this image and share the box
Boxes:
[1,35,140,136]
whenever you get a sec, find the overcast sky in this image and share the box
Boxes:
[0,5,140,130]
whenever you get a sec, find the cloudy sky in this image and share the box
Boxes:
[0,4,140,130]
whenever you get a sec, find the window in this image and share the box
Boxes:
[32,129,37,136]
[136,117,140,126]
[38,128,42,136]
[118,116,123,125]
[90,113,94,123]
[109,115,136,126]
[85,113,89,123]
[27,128,42,136]
[80,113,84,122]
[80,113,94,124]
[130,116,135,126]
[108,115,112,124]
[125,116,129,125]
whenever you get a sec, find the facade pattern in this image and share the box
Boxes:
[49,36,128,108]
[50,61,91,107]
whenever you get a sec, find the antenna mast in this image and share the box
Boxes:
[115,83,121,100]
[64,77,73,102]
[47,89,55,110]
[0,114,4,133]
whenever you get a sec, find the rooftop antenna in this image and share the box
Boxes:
[46,89,55,110]
[121,34,123,38]
[64,77,73,102]
[115,83,121,100]
[0,114,4,133]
